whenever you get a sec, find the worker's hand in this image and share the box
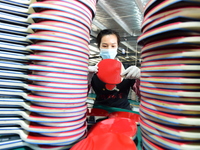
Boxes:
[121,66,140,79]
[88,66,98,73]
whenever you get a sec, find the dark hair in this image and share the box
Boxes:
[96,29,120,48]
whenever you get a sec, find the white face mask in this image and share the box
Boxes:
[100,48,118,59]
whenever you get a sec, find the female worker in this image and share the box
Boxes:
[88,29,140,110]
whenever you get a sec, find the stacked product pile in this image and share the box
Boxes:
[137,0,200,149]
[0,0,97,149]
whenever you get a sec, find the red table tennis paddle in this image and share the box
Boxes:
[141,91,200,102]
[70,132,137,150]
[97,59,123,90]
[0,126,85,145]
[0,117,85,134]
[143,0,200,20]
[142,136,165,150]
[141,96,200,111]
[87,117,137,139]
[109,111,140,125]
[140,116,200,140]
[141,127,200,150]
[140,104,200,126]
[140,118,199,141]
[138,22,200,45]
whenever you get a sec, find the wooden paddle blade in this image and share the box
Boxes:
[97,59,122,85]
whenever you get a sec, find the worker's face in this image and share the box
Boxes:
[100,34,118,50]
[99,34,118,59]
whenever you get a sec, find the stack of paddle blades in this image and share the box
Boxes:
[0,0,97,149]
[137,0,200,150]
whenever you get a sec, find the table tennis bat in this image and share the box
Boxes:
[143,0,200,20]
[28,12,89,33]
[87,107,108,115]
[0,11,88,33]
[2,1,92,26]
[141,128,200,150]
[0,42,32,54]
[140,119,199,141]
[141,100,200,115]
[0,83,87,94]
[141,96,200,111]
[140,116,200,140]
[141,49,200,61]
[141,64,200,72]
[70,132,137,150]
[141,58,200,67]
[30,91,87,99]
[141,76,200,84]
[138,22,200,45]
[0,97,86,108]
[140,81,200,90]
[0,110,85,123]
[0,88,87,103]
[0,50,88,65]
[142,6,200,31]
[34,51,88,63]
[141,36,200,52]
[0,12,33,26]
[0,99,87,114]
[140,109,193,127]
[0,40,88,59]
[108,111,140,125]
[0,107,87,118]
[1,0,30,7]
[142,136,165,150]
[40,0,93,20]
[29,3,91,27]
[0,2,35,15]
[28,21,89,42]
[0,126,85,145]
[40,124,87,137]
[27,33,88,51]
[143,9,200,33]
[33,61,87,73]
[0,22,34,36]
[140,85,200,98]
[80,0,97,15]
[0,117,85,134]
[0,136,73,150]
[0,32,32,45]
[97,59,123,90]
[0,79,87,94]
[29,41,89,56]
[141,71,200,78]
[0,134,85,149]
[88,117,137,139]
[0,122,87,137]
[142,0,157,16]
[0,70,87,83]
[143,13,200,33]
[29,30,88,45]
[0,61,88,75]
[141,91,200,102]
[140,104,200,126]
[2,0,37,5]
